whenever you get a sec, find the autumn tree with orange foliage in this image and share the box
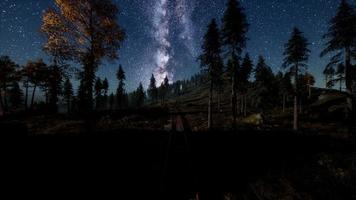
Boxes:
[41,0,125,113]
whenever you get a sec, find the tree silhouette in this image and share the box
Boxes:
[136,83,145,107]
[276,71,293,113]
[199,19,224,129]
[222,0,249,55]
[323,66,336,88]
[148,74,158,103]
[116,65,126,109]
[254,56,277,111]
[46,64,63,112]
[41,0,125,113]
[283,27,310,131]
[109,93,115,110]
[95,78,103,110]
[239,53,253,116]
[63,78,73,113]
[0,56,18,113]
[22,59,48,110]
[9,81,23,110]
[102,78,109,109]
[159,76,170,104]
[221,0,249,129]
[321,0,356,119]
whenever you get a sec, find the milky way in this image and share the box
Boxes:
[152,0,195,85]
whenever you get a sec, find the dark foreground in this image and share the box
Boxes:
[2,128,355,200]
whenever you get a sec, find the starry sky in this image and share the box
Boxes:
[0,0,355,93]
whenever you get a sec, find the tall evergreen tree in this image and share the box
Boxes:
[199,19,224,129]
[148,74,158,103]
[63,78,73,113]
[321,0,356,119]
[41,0,125,113]
[283,27,310,131]
[116,65,126,109]
[221,0,249,129]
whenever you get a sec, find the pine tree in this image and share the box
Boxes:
[63,78,73,113]
[199,19,224,129]
[159,76,170,104]
[222,0,249,55]
[321,0,356,119]
[41,0,125,112]
[283,28,310,131]
[116,65,126,109]
[148,74,158,103]
[136,83,145,107]
[221,0,249,129]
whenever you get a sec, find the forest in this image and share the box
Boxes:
[0,0,356,199]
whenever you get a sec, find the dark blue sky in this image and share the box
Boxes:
[1,0,355,93]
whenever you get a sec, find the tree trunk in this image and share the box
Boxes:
[217,91,221,112]
[344,47,353,119]
[244,95,246,116]
[293,95,298,131]
[240,95,244,115]
[232,80,237,130]
[0,88,4,114]
[30,85,37,109]
[293,64,299,131]
[24,81,29,110]
[67,98,71,114]
[282,94,286,113]
[299,98,302,114]
[208,80,213,130]
[3,85,8,112]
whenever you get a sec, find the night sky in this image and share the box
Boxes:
[1,0,355,93]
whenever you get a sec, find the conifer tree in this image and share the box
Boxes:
[148,74,158,103]
[221,0,249,128]
[116,65,126,109]
[199,19,224,129]
[321,0,356,119]
[283,28,310,131]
